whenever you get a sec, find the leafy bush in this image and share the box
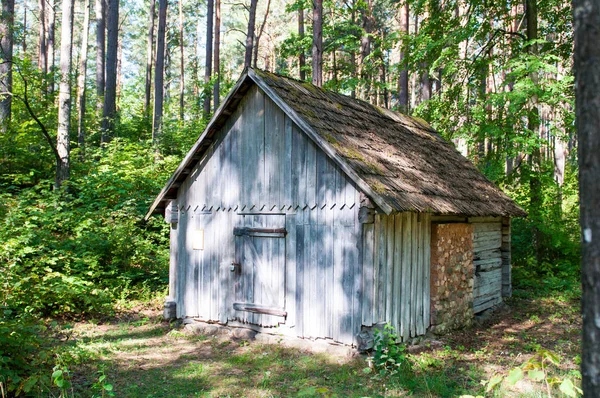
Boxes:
[368,324,409,376]
[0,139,179,394]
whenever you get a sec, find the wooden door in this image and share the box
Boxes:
[231,214,286,327]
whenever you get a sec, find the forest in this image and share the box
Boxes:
[0,0,592,395]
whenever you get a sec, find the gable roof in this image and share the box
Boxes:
[145,68,526,220]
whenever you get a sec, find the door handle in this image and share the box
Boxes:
[231,262,241,272]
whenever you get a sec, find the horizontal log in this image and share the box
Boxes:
[474,248,501,260]
[233,227,287,238]
[233,303,287,317]
[473,223,502,233]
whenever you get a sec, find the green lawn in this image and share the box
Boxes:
[54,291,581,397]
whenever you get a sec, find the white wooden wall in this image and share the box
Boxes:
[361,212,432,341]
[170,86,363,345]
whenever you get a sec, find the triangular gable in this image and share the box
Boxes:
[145,69,392,220]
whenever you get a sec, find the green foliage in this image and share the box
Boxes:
[0,138,179,394]
[483,348,582,397]
[368,324,409,376]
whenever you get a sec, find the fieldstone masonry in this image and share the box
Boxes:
[429,223,474,334]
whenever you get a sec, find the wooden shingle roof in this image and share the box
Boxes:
[145,68,526,220]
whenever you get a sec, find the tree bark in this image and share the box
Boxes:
[574,0,600,395]
[244,0,257,69]
[213,0,220,110]
[152,0,167,142]
[95,0,105,110]
[47,0,55,92]
[179,0,184,120]
[22,0,26,53]
[398,0,408,111]
[298,7,305,80]
[77,0,90,151]
[0,0,14,133]
[312,0,322,87]
[526,0,542,265]
[101,0,118,141]
[253,0,271,68]
[144,0,155,118]
[359,0,373,98]
[56,0,74,188]
[203,0,213,118]
[38,0,47,72]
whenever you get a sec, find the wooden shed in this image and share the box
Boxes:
[146,68,526,347]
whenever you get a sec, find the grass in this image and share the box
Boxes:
[52,287,581,398]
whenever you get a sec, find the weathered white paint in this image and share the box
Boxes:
[172,86,362,344]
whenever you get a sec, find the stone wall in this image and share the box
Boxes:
[429,223,474,334]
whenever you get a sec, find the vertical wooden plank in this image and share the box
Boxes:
[229,113,240,211]
[306,140,317,209]
[296,125,308,209]
[169,217,178,300]
[362,222,375,327]
[385,215,395,324]
[372,214,381,323]
[285,214,296,327]
[325,211,335,338]
[377,214,387,323]
[352,207,362,346]
[291,124,302,209]
[416,213,424,336]
[410,213,418,337]
[316,150,327,209]
[255,90,266,210]
[283,116,293,210]
[295,223,305,337]
[401,212,412,341]
[265,98,283,210]
[176,209,185,317]
[331,223,341,341]
[423,213,431,331]
[241,90,253,210]
[315,223,326,337]
[392,214,403,332]
[341,224,355,344]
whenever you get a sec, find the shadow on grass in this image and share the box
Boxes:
[69,322,488,397]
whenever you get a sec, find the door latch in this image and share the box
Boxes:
[231,262,241,272]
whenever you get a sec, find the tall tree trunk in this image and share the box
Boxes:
[77,0,90,151]
[144,0,155,118]
[398,0,409,112]
[359,0,373,98]
[298,7,305,80]
[38,0,47,72]
[203,0,212,118]
[213,0,220,110]
[244,0,257,69]
[101,0,118,141]
[526,0,542,265]
[152,0,167,142]
[47,0,55,92]
[312,0,322,87]
[22,0,27,53]
[0,0,14,133]
[253,0,271,68]
[179,0,184,120]
[95,0,105,111]
[56,0,74,188]
[574,2,600,395]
